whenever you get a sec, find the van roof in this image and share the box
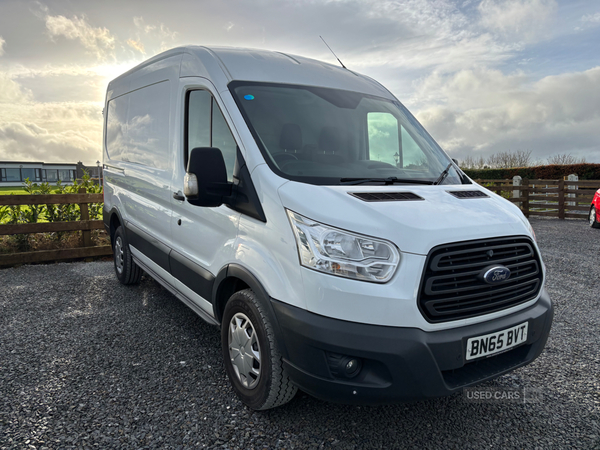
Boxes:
[109,46,395,100]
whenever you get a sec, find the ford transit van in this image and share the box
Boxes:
[102,46,553,410]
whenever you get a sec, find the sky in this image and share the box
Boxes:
[0,0,599,166]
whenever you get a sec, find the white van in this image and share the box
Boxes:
[102,46,553,410]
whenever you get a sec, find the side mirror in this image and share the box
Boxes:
[184,147,232,207]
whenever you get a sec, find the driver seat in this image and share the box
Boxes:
[315,126,345,164]
[279,123,303,153]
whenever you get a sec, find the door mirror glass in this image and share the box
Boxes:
[185,147,232,207]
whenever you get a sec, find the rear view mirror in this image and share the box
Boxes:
[185,147,232,207]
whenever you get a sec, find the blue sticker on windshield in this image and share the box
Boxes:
[244,94,255,100]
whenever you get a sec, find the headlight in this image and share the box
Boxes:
[286,210,400,283]
[524,218,536,241]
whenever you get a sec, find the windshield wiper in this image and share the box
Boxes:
[340,176,434,186]
[434,163,453,185]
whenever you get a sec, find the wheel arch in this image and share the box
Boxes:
[212,263,289,359]
[105,207,125,245]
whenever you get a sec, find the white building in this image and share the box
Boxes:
[0,161,77,187]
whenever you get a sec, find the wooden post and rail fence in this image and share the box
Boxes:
[0,189,112,267]
[474,175,599,219]
[0,175,598,267]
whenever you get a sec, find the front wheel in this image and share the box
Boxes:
[221,289,297,410]
[590,206,600,229]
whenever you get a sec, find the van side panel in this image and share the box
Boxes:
[104,55,182,272]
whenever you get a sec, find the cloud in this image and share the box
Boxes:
[478,0,558,42]
[0,36,5,56]
[0,100,102,163]
[1,0,597,166]
[0,73,33,103]
[45,14,115,60]
[0,71,102,164]
[131,16,178,53]
[132,16,171,36]
[413,66,600,161]
[581,12,600,24]
[126,39,145,55]
[412,68,527,109]
[0,121,99,163]
[361,0,470,35]
[226,0,517,76]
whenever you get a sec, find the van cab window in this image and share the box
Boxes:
[231,82,462,186]
[367,112,400,166]
[187,90,236,182]
[367,113,430,170]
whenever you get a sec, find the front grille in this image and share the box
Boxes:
[418,236,542,323]
[349,192,423,202]
[448,190,489,199]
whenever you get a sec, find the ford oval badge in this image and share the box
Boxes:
[483,266,511,284]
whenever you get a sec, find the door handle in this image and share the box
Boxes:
[173,191,185,201]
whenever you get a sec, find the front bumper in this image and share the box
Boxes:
[271,289,553,404]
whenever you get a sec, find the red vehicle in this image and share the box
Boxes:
[590,189,600,228]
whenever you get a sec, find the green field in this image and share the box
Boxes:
[0,187,27,195]
[0,186,63,195]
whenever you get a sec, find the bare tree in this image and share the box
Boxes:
[513,149,532,167]
[459,155,475,169]
[459,155,486,169]
[461,150,532,169]
[487,152,512,168]
[485,150,532,168]
[546,153,587,165]
[476,156,486,169]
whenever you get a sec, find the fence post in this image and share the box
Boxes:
[558,179,565,219]
[566,174,578,208]
[513,176,522,207]
[78,187,92,248]
[522,179,529,218]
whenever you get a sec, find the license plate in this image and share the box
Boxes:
[466,322,528,361]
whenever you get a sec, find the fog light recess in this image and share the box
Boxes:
[327,352,363,379]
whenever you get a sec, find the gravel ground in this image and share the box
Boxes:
[1,218,599,449]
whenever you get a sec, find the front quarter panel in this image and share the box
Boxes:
[233,164,306,310]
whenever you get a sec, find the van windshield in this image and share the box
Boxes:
[230,81,464,186]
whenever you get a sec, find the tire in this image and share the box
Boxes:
[113,226,142,285]
[590,206,600,229]
[221,289,297,410]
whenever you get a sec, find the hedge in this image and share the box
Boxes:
[463,164,600,180]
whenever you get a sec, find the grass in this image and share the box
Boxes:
[0,187,27,195]
[0,186,62,195]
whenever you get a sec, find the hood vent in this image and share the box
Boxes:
[349,192,424,202]
[448,190,489,199]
